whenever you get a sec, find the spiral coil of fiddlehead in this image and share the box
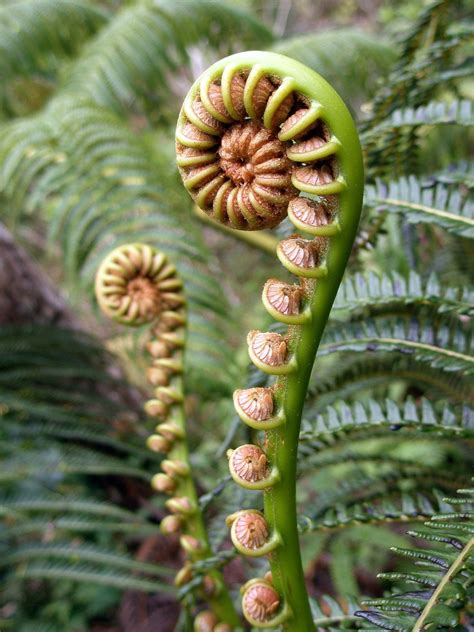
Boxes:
[95,243,239,630]
[176,51,364,630]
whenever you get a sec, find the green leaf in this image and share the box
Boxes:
[357,486,474,630]
[63,0,273,113]
[10,560,174,594]
[364,173,474,238]
[2,542,174,578]
[319,317,474,375]
[272,28,396,108]
[301,398,474,448]
[333,271,474,316]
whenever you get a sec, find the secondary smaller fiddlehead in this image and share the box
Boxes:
[95,243,239,630]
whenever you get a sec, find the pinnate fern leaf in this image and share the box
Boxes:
[334,271,473,316]
[364,173,474,238]
[357,487,474,630]
[320,318,474,374]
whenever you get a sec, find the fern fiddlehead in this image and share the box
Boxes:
[176,51,364,630]
[95,243,239,631]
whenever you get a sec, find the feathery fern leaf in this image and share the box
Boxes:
[0,98,238,392]
[299,490,462,535]
[9,560,175,594]
[357,487,474,630]
[333,271,474,317]
[0,0,107,117]
[0,493,148,522]
[364,173,474,238]
[301,398,474,448]
[308,355,473,409]
[309,595,361,628]
[319,317,474,374]
[271,29,396,109]
[363,99,473,138]
[2,543,174,578]
[63,0,273,113]
[0,444,152,483]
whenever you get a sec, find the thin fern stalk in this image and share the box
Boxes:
[176,51,363,630]
[95,244,239,629]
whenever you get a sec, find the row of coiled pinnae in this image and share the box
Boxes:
[177,62,349,628]
[176,62,345,233]
[95,244,233,632]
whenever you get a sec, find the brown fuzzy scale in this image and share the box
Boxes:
[236,387,274,421]
[243,583,280,623]
[233,512,269,549]
[288,197,332,228]
[265,279,302,316]
[230,444,269,482]
[279,236,328,268]
[248,330,288,366]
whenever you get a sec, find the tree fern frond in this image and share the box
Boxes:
[309,595,361,628]
[0,99,237,393]
[10,560,174,594]
[2,543,173,577]
[319,317,474,374]
[2,516,158,539]
[0,0,107,116]
[0,444,152,483]
[299,490,461,535]
[63,0,273,113]
[0,493,146,522]
[308,355,473,409]
[271,29,396,108]
[333,271,473,317]
[301,398,474,448]
[363,99,474,140]
[357,487,473,630]
[2,418,155,461]
[364,173,474,238]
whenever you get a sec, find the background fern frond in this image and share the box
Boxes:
[63,0,273,114]
[0,0,108,118]
[333,271,473,317]
[301,398,474,447]
[319,317,473,374]
[271,28,396,110]
[364,173,474,238]
[357,486,474,630]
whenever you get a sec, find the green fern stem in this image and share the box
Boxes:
[95,244,239,630]
[176,51,363,630]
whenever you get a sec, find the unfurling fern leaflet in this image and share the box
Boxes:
[176,51,364,631]
[95,244,238,630]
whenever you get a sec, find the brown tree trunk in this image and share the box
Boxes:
[0,223,144,411]
[0,223,77,327]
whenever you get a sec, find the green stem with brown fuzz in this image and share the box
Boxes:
[175,51,363,630]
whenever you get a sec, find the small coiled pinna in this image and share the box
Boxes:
[95,243,239,630]
[176,51,364,630]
